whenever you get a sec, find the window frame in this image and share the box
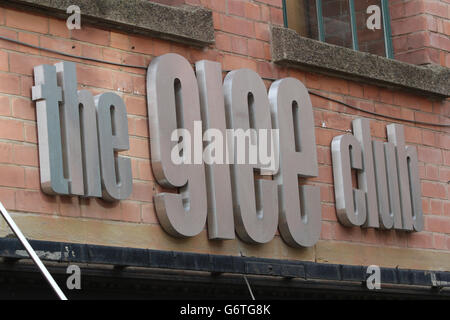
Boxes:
[282,0,394,59]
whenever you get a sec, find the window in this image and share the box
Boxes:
[282,0,394,58]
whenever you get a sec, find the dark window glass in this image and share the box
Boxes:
[322,0,353,49]
[285,0,319,40]
[284,0,392,58]
[355,0,386,56]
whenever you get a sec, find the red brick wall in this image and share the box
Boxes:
[0,1,448,268]
[390,0,450,66]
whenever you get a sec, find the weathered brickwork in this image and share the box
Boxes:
[390,0,450,66]
[0,1,448,271]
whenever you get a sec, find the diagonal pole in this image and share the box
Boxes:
[0,202,67,300]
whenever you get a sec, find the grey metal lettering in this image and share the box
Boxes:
[332,134,366,227]
[95,92,132,201]
[55,61,84,196]
[269,78,320,247]
[147,53,207,238]
[78,90,102,198]
[384,142,403,230]
[387,124,413,231]
[32,64,69,195]
[405,145,423,232]
[223,68,278,244]
[372,141,394,229]
[196,60,235,240]
[353,119,379,228]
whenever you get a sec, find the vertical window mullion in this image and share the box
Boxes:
[348,0,359,51]
[381,0,394,58]
[316,0,325,42]
[282,0,288,28]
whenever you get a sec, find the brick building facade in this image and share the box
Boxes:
[0,0,448,299]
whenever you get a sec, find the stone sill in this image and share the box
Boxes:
[271,26,449,99]
[4,0,215,46]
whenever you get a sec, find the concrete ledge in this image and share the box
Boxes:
[271,26,450,99]
[3,0,215,46]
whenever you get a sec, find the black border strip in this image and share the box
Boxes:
[0,238,448,288]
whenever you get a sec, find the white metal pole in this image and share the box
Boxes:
[0,202,67,300]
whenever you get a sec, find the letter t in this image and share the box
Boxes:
[32,64,69,195]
